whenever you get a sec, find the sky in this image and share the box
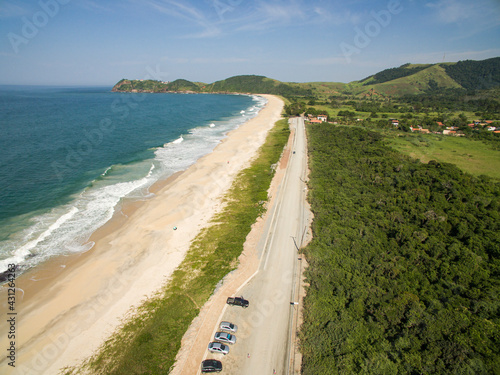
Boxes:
[0,0,499,86]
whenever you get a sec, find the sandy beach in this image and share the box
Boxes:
[0,94,284,375]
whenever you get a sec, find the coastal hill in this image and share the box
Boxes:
[112,57,500,97]
[112,75,313,96]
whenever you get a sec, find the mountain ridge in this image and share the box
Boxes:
[112,57,500,97]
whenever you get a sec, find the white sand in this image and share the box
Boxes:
[0,94,284,375]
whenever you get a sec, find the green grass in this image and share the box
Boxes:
[385,133,500,179]
[63,119,290,375]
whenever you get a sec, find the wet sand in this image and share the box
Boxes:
[0,94,284,375]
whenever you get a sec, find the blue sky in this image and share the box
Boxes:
[0,0,499,85]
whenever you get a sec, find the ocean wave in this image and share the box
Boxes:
[0,168,154,274]
[0,206,79,272]
[172,135,184,144]
[101,166,112,177]
[0,94,267,275]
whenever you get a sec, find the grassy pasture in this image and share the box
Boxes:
[385,133,500,179]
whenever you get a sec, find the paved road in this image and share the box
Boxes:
[207,117,310,374]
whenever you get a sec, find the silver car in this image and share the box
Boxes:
[219,321,238,333]
[214,331,236,344]
[208,342,229,355]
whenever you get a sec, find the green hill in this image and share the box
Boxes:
[358,64,463,96]
[351,58,500,97]
[111,57,500,97]
[203,75,312,96]
[443,57,500,90]
[112,75,312,96]
[360,63,433,86]
[111,78,203,93]
[165,79,202,92]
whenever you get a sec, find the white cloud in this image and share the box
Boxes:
[135,0,222,38]
[232,0,306,32]
[426,0,500,24]
[74,0,113,13]
[312,6,362,26]
[0,1,30,18]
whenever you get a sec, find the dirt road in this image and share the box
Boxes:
[205,116,311,374]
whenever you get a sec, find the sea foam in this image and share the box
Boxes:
[0,94,266,275]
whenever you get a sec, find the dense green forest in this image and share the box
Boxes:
[444,58,500,91]
[361,63,432,86]
[398,88,500,116]
[205,75,312,96]
[300,126,500,374]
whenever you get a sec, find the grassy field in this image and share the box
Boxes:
[63,119,290,375]
[385,133,500,179]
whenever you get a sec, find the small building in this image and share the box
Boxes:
[437,122,444,126]
[317,115,328,122]
[309,119,322,124]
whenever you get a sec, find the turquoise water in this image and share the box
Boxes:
[0,86,266,274]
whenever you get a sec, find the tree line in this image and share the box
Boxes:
[300,125,500,374]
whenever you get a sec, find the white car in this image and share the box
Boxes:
[208,342,229,355]
[219,321,238,333]
[214,331,236,344]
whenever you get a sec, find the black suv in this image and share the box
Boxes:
[201,359,222,373]
[226,296,249,308]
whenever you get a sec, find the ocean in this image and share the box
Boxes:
[0,86,266,276]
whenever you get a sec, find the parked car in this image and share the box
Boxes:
[226,296,249,308]
[214,331,236,344]
[219,321,238,333]
[208,342,229,355]
[201,359,222,373]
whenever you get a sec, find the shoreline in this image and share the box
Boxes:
[0,94,284,375]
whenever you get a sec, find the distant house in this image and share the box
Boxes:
[437,122,444,126]
[410,126,429,133]
[485,120,494,124]
[392,120,399,126]
[468,123,475,128]
[309,119,322,124]
[317,115,328,122]
[443,129,457,135]
[487,126,496,131]
[494,130,500,134]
